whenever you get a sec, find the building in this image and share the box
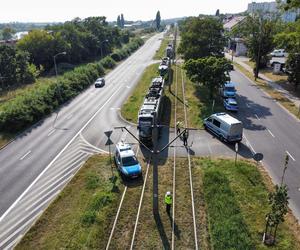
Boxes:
[247,1,300,22]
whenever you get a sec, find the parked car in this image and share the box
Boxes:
[270,49,288,57]
[220,82,237,98]
[114,141,142,179]
[204,113,243,142]
[224,98,238,112]
[94,77,105,88]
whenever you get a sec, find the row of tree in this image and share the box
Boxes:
[0,16,135,89]
[231,14,300,88]
[0,37,144,133]
[117,14,125,28]
[178,17,232,98]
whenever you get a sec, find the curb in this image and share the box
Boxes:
[234,65,300,122]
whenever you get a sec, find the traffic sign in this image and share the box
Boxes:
[235,143,239,152]
[104,130,113,138]
[253,153,263,162]
[105,138,114,146]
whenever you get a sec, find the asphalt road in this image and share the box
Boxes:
[0,32,165,249]
[0,33,299,248]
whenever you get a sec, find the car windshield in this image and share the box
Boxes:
[122,156,138,166]
[225,87,235,92]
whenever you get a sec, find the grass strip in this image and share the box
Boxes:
[194,158,300,250]
[16,155,123,250]
[153,38,170,60]
[121,63,159,123]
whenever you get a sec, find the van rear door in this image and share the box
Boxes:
[228,122,243,141]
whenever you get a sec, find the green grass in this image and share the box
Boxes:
[16,155,123,250]
[121,63,160,123]
[153,38,170,60]
[193,158,300,250]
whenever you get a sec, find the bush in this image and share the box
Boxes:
[0,38,143,133]
[100,56,116,69]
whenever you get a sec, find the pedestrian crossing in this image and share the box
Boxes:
[0,134,103,250]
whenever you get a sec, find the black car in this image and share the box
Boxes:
[94,78,105,88]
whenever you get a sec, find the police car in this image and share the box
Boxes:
[114,141,142,179]
[224,98,238,112]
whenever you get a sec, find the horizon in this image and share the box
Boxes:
[0,0,275,23]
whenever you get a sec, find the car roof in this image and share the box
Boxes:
[116,142,135,157]
[224,82,236,87]
[96,78,104,81]
[226,98,237,103]
[211,112,241,124]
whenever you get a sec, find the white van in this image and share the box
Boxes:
[204,113,243,142]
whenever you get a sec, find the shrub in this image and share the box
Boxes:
[100,56,116,69]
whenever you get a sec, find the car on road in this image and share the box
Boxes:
[220,82,237,98]
[114,141,142,179]
[94,77,105,88]
[270,49,288,57]
[204,112,243,142]
[224,98,238,112]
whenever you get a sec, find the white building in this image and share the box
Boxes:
[247,1,300,22]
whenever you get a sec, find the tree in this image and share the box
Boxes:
[286,53,300,90]
[274,20,300,89]
[0,44,37,88]
[215,9,220,16]
[117,15,121,28]
[178,17,226,60]
[233,14,275,79]
[155,11,161,30]
[263,184,289,245]
[277,0,300,10]
[184,57,232,98]
[120,14,125,28]
[2,27,16,40]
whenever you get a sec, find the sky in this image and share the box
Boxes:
[0,0,276,23]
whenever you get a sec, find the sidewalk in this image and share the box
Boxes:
[225,53,300,109]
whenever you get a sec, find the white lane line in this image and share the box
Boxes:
[19,150,31,161]
[243,135,256,155]
[0,82,125,223]
[3,234,23,250]
[255,114,260,120]
[126,85,131,88]
[105,186,128,250]
[66,114,73,120]
[286,151,296,162]
[47,129,56,137]
[267,129,275,138]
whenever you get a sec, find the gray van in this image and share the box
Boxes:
[204,113,243,142]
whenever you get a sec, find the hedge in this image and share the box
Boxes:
[0,38,144,133]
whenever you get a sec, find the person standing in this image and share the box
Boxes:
[183,130,189,146]
[176,121,181,135]
[165,191,172,215]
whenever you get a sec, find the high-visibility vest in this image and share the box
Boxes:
[165,195,172,205]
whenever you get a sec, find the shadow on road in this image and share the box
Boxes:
[235,94,272,131]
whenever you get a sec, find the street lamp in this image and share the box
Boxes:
[53,51,67,128]
[100,39,109,58]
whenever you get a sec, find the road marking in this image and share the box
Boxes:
[267,129,275,138]
[126,85,131,88]
[286,150,296,162]
[66,114,73,120]
[0,82,125,223]
[243,135,256,155]
[255,114,260,120]
[19,150,31,160]
[47,129,56,137]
